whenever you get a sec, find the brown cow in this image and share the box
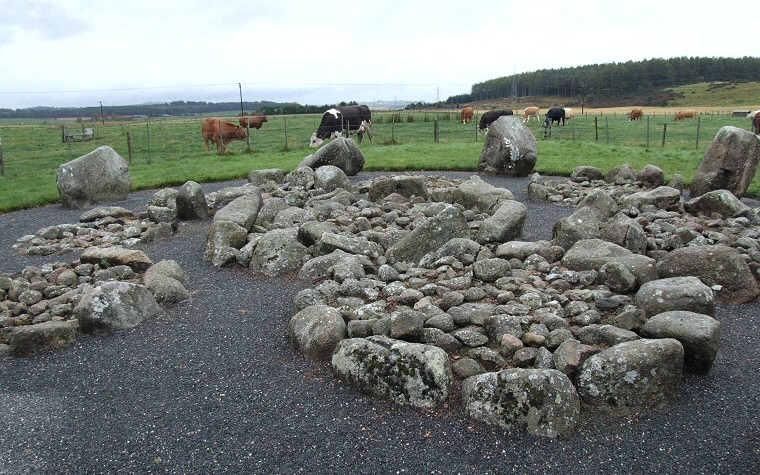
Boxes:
[629,107,643,121]
[460,107,474,124]
[239,115,268,129]
[674,109,697,122]
[523,106,539,122]
[201,117,248,153]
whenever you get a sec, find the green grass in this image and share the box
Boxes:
[0,112,757,213]
[666,82,760,107]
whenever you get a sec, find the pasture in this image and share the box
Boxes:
[0,108,758,212]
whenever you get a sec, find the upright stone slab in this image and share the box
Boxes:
[57,146,131,209]
[300,137,365,176]
[690,126,760,198]
[477,116,538,177]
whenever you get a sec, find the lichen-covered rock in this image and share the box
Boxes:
[477,116,538,177]
[453,176,514,213]
[684,189,751,218]
[79,246,154,273]
[552,207,601,250]
[213,192,263,231]
[561,239,632,271]
[289,304,346,360]
[640,311,721,375]
[462,368,580,437]
[690,126,760,198]
[368,175,429,201]
[248,168,285,185]
[332,336,453,408]
[314,165,351,192]
[176,181,209,220]
[385,205,470,264]
[300,137,365,176]
[56,146,131,209]
[575,338,684,414]
[7,320,79,357]
[477,200,527,244]
[75,281,160,335]
[249,229,307,276]
[635,276,715,317]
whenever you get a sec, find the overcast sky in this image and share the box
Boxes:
[1,0,758,109]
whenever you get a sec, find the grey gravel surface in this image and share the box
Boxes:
[1,172,758,474]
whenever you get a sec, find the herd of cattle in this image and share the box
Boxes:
[201,105,760,152]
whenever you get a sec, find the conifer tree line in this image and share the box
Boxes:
[446,56,760,106]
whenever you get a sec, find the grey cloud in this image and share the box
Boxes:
[0,0,88,41]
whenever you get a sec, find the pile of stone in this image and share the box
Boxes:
[13,204,176,256]
[194,158,754,437]
[0,246,189,356]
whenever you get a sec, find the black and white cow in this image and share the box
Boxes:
[477,109,514,134]
[543,107,566,127]
[310,105,373,147]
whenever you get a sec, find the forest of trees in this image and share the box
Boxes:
[445,56,760,107]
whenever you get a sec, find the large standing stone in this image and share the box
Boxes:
[289,304,346,360]
[640,311,721,375]
[656,245,760,304]
[56,146,131,209]
[690,126,760,198]
[300,137,365,176]
[575,339,684,414]
[386,205,470,264]
[75,281,160,334]
[462,368,580,437]
[249,229,307,276]
[477,116,538,177]
[176,181,209,220]
[635,276,715,317]
[332,336,453,409]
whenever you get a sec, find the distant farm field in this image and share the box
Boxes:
[0,109,758,212]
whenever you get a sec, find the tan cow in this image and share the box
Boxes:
[239,115,268,129]
[523,106,539,122]
[564,108,574,120]
[201,117,248,153]
[460,107,474,124]
[674,109,697,121]
[629,107,643,121]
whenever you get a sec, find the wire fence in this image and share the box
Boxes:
[0,110,757,177]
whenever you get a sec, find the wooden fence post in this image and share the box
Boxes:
[127,132,133,165]
[647,116,651,148]
[284,116,289,150]
[594,116,598,141]
[392,114,396,143]
[434,114,439,143]
[695,115,701,150]
[0,134,4,176]
[662,124,667,147]
[605,116,610,144]
[572,117,575,140]
[216,119,222,154]
[246,123,251,151]
[147,122,152,160]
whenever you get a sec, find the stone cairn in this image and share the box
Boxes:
[4,158,759,438]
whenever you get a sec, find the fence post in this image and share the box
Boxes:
[647,116,650,148]
[594,116,598,141]
[284,116,289,150]
[0,134,4,176]
[572,117,575,140]
[434,113,439,143]
[246,122,251,151]
[605,116,610,144]
[216,119,222,154]
[662,124,667,147]
[147,122,152,159]
[127,131,133,165]
[695,115,701,150]
[474,114,479,141]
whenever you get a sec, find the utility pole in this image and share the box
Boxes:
[239,83,244,116]
[99,101,104,125]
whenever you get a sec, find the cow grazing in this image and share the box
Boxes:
[201,118,248,153]
[310,105,373,148]
[674,109,698,121]
[564,108,574,120]
[478,109,514,133]
[523,106,539,122]
[543,107,566,127]
[239,115,268,129]
[629,107,643,121]
[460,107,474,124]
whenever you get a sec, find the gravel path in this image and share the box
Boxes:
[1,172,758,474]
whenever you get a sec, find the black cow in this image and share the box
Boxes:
[543,107,566,127]
[478,109,514,134]
[310,105,373,147]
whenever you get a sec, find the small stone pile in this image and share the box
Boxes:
[0,247,189,357]
[13,205,176,256]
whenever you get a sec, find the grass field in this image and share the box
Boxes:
[0,109,758,213]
